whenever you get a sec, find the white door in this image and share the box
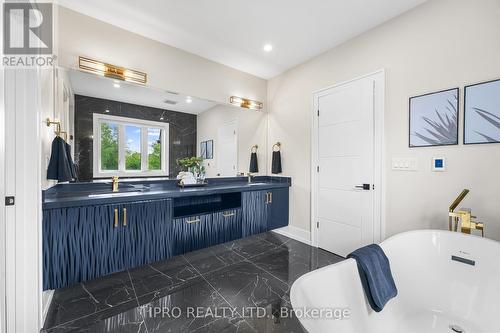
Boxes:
[217,120,238,176]
[315,75,378,257]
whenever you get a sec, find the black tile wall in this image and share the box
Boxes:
[74,95,197,181]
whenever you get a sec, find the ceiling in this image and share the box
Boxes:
[57,0,427,79]
[68,70,218,115]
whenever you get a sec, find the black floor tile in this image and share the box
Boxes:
[183,243,244,275]
[141,276,249,333]
[44,232,344,333]
[43,270,136,329]
[128,255,200,298]
[223,233,278,259]
[42,301,147,333]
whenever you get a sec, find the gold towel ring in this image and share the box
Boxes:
[251,145,258,153]
[272,142,281,152]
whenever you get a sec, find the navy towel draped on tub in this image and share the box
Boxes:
[347,244,398,312]
[47,136,76,182]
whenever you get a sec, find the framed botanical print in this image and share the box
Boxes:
[409,88,459,147]
[464,79,500,145]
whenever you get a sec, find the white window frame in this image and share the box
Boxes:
[93,114,169,178]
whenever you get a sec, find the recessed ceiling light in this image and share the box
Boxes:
[186,96,192,103]
[160,117,164,120]
[113,83,120,88]
[263,44,273,52]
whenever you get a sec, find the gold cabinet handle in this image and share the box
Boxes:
[186,216,201,224]
[123,208,127,226]
[114,208,119,228]
[223,211,235,218]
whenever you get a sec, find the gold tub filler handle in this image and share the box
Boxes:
[448,189,484,237]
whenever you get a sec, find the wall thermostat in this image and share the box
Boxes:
[432,157,446,171]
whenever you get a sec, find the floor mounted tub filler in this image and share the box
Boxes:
[291,230,499,333]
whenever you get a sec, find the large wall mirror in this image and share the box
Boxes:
[57,67,268,182]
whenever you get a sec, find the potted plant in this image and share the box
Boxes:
[176,156,204,180]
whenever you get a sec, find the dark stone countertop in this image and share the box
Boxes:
[43,176,291,209]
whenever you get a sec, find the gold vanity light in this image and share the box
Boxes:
[78,56,147,84]
[230,96,263,110]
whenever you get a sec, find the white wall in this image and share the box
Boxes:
[197,105,268,178]
[268,0,500,241]
[56,6,267,108]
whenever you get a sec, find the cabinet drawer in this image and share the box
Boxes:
[171,208,242,255]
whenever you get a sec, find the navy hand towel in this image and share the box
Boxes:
[347,244,398,312]
[47,136,74,182]
[249,152,259,173]
[271,151,282,174]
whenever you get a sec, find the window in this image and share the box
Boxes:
[93,114,169,177]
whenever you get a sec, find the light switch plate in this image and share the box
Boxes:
[392,158,418,171]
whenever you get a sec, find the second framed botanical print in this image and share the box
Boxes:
[464,79,500,145]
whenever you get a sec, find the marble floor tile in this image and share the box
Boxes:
[44,270,136,329]
[128,255,200,298]
[223,233,278,259]
[44,232,344,333]
[183,243,244,275]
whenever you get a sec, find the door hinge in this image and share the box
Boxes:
[5,196,15,206]
[316,221,320,228]
[317,166,320,173]
[317,110,320,117]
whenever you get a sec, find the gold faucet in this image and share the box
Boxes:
[112,176,119,192]
[448,189,484,237]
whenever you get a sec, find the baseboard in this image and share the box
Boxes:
[272,225,311,245]
[42,289,54,325]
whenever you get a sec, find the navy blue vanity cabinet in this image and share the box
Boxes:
[267,188,290,231]
[242,188,289,236]
[242,190,269,237]
[43,198,172,290]
[121,199,173,269]
[43,203,125,290]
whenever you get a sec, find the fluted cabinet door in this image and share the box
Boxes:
[242,190,269,237]
[122,199,172,269]
[43,199,172,290]
[43,203,124,290]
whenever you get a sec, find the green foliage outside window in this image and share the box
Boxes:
[100,123,118,170]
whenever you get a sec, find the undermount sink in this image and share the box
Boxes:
[246,182,267,186]
[88,191,145,198]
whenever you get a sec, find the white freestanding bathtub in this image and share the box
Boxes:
[291,230,500,333]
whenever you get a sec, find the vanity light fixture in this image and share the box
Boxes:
[78,56,147,84]
[230,96,263,110]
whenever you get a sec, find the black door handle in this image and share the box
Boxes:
[354,184,371,190]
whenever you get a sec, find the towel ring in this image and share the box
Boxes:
[251,145,258,153]
[272,142,281,152]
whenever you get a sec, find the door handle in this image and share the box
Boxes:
[114,208,119,228]
[122,208,127,226]
[354,184,371,190]
[269,192,273,203]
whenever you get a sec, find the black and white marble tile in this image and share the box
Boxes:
[44,270,136,329]
[43,232,344,333]
[182,243,244,275]
[128,255,200,299]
